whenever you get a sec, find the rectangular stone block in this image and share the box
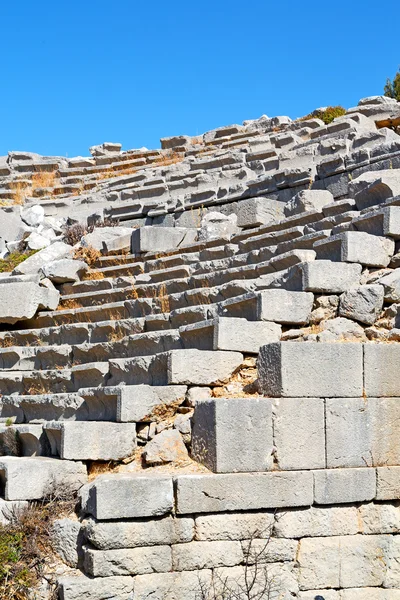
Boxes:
[58,575,134,600]
[213,316,281,353]
[314,231,394,267]
[83,544,172,577]
[258,342,363,397]
[237,197,284,228]
[172,540,243,571]
[44,421,136,461]
[341,590,400,600]
[0,456,87,501]
[168,349,243,385]
[133,570,212,600]
[191,397,273,473]
[195,512,276,541]
[84,515,193,550]
[364,344,400,396]
[131,226,191,253]
[326,397,400,468]
[175,471,313,514]
[353,206,400,239]
[257,289,314,324]
[274,505,359,538]
[376,466,400,500]
[79,473,174,520]
[313,468,376,505]
[273,398,325,470]
[301,260,362,293]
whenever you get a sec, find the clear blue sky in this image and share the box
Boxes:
[0,0,398,158]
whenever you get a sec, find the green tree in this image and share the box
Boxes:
[384,69,400,101]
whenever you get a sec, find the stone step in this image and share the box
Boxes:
[44,421,137,460]
[0,456,87,500]
[352,205,400,239]
[314,230,395,267]
[0,424,47,456]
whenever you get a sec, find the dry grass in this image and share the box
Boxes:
[83,270,105,281]
[87,460,119,481]
[143,398,185,424]
[57,298,82,311]
[154,150,184,167]
[74,245,101,267]
[154,283,170,313]
[31,171,58,190]
[95,166,138,181]
[0,337,15,348]
[107,326,127,343]
[10,182,29,205]
[23,381,48,396]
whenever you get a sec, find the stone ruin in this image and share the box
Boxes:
[0,94,399,599]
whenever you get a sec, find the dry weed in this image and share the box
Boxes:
[74,245,101,267]
[31,171,58,190]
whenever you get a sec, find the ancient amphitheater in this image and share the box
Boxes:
[0,94,400,599]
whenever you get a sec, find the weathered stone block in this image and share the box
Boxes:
[195,512,276,541]
[257,289,314,324]
[237,197,284,228]
[58,575,134,600]
[364,344,400,396]
[13,241,73,275]
[314,231,394,267]
[131,226,194,254]
[172,540,243,571]
[275,506,359,538]
[301,260,362,293]
[213,316,281,353]
[191,397,273,473]
[376,467,400,500]
[133,570,212,600]
[353,206,400,239]
[339,284,384,325]
[175,471,313,514]
[168,349,243,385]
[313,468,376,505]
[258,342,363,397]
[79,474,173,520]
[0,281,60,324]
[284,190,333,217]
[83,544,172,577]
[273,397,325,470]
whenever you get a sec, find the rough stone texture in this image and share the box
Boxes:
[258,342,363,397]
[133,570,212,600]
[0,281,60,324]
[351,169,400,210]
[82,226,133,252]
[275,506,359,538]
[168,349,243,385]
[378,268,400,302]
[302,260,362,293]
[195,512,276,541]
[83,544,172,577]
[52,518,82,567]
[364,344,400,396]
[13,241,73,275]
[191,397,273,473]
[273,397,325,470]
[131,226,195,253]
[42,258,88,283]
[339,284,384,325]
[315,231,395,268]
[214,316,281,353]
[175,471,313,514]
[199,211,238,241]
[376,467,400,500]
[313,468,376,505]
[284,189,333,216]
[317,317,366,341]
[172,540,243,571]
[79,474,174,520]
[58,575,134,600]
[257,289,314,324]
[143,429,189,466]
[237,197,283,228]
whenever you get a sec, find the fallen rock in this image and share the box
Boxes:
[0,210,26,245]
[309,295,339,324]
[81,226,132,253]
[52,518,83,568]
[89,142,122,157]
[0,281,60,324]
[20,205,45,227]
[349,169,400,211]
[42,259,88,283]
[284,190,333,217]
[339,284,384,325]
[377,269,400,302]
[198,211,238,242]
[13,242,73,276]
[25,232,51,250]
[143,429,189,466]
[317,317,366,342]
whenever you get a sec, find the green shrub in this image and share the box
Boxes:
[384,69,400,101]
[0,250,38,273]
[300,105,347,125]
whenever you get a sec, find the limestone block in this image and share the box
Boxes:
[143,429,189,466]
[84,515,193,550]
[42,259,88,283]
[214,563,298,600]
[89,142,122,156]
[52,518,82,568]
[284,190,333,217]
[315,231,394,267]
[273,397,325,470]
[341,590,400,600]
[298,536,340,590]
[79,473,174,520]
[258,342,363,397]
[83,544,172,577]
[172,540,243,571]
[191,397,273,473]
[0,456,87,501]
[175,471,313,514]
[82,226,132,252]
[274,506,359,538]
[313,468,376,505]
[364,344,400,396]
[317,317,366,341]
[26,231,50,250]
[13,241,73,275]
[350,169,400,210]
[376,467,400,500]
[131,226,194,254]
[161,135,192,149]
[0,209,26,243]
[359,502,400,534]
[243,537,298,563]
[213,316,281,353]
[58,575,134,600]
[133,570,212,600]
[199,211,238,242]
[339,284,384,324]
[353,206,400,239]
[269,248,316,272]
[326,398,400,468]
[237,197,284,228]
[168,349,243,385]
[257,289,314,324]
[195,512,276,541]
[0,281,60,324]
[20,204,45,227]
[302,260,362,293]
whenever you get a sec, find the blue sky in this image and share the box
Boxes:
[0,0,398,158]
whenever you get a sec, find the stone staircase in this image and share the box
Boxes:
[0,95,400,599]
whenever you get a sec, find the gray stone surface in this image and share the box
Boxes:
[315,231,394,267]
[172,540,243,571]
[168,349,243,385]
[83,544,172,577]
[195,512,276,541]
[52,518,82,567]
[313,468,376,505]
[301,260,362,293]
[80,473,174,520]
[257,289,314,324]
[339,284,384,324]
[199,211,238,241]
[364,343,400,396]
[237,197,283,228]
[44,421,136,460]
[42,258,88,283]
[0,281,60,324]
[284,190,333,217]
[275,506,359,539]
[143,429,189,466]
[131,226,195,253]
[214,316,281,353]
[273,397,325,470]
[175,471,313,514]
[258,342,363,397]
[353,206,400,239]
[82,226,133,252]
[58,575,134,600]
[192,397,273,473]
[376,466,400,500]
[133,570,212,600]
[377,268,400,302]
[350,169,400,210]
[13,241,73,275]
